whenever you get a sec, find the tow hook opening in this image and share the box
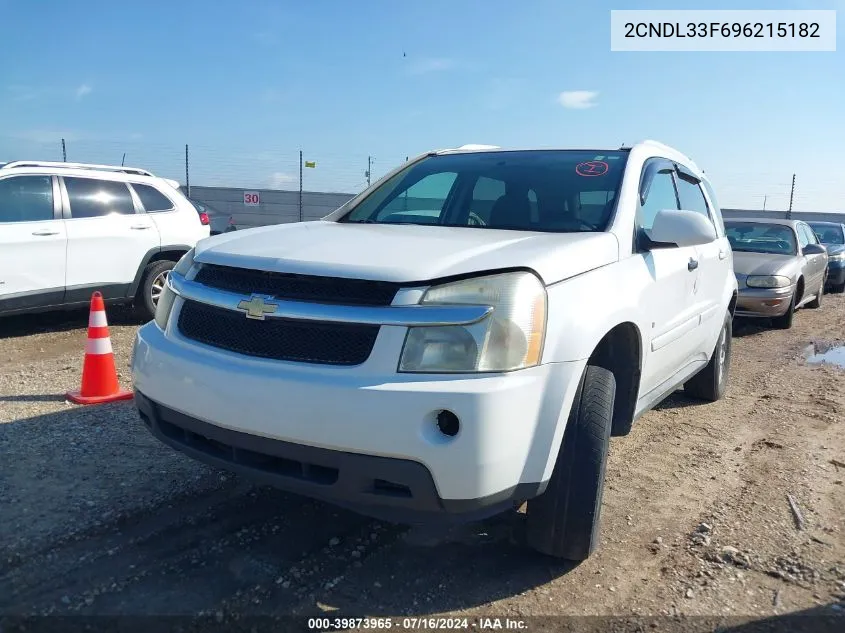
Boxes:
[436,410,460,438]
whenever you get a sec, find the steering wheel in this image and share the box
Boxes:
[467,211,487,227]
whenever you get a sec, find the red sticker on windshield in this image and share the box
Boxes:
[576,161,609,177]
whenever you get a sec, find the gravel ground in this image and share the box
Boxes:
[0,298,843,629]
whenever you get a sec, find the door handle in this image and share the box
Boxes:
[688,258,699,271]
[718,250,727,260]
[130,224,152,230]
[32,230,59,236]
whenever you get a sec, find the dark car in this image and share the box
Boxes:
[189,199,235,236]
[808,221,845,293]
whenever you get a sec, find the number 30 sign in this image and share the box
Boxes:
[244,191,260,206]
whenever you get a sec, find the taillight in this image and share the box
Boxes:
[199,212,209,225]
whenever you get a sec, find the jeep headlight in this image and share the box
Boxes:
[829,252,845,262]
[398,271,547,373]
[745,275,791,289]
[154,249,195,330]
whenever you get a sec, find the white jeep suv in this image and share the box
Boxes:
[132,141,737,560]
[0,160,210,321]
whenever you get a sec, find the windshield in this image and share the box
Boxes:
[808,222,844,245]
[339,150,629,233]
[725,222,797,255]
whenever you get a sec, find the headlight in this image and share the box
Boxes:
[398,271,547,373]
[829,252,845,262]
[745,275,791,289]
[154,249,195,330]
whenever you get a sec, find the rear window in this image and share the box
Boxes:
[340,150,629,233]
[134,183,174,212]
[726,222,797,255]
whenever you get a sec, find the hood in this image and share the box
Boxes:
[731,251,801,277]
[194,221,620,285]
[822,243,845,256]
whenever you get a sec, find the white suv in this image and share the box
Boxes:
[0,161,210,320]
[132,141,737,560]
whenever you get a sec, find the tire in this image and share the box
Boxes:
[806,279,823,309]
[136,260,175,321]
[832,281,845,294]
[771,294,796,330]
[684,312,731,402]
[525,365,615,561]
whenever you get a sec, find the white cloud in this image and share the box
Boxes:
[14,129,82,144]
[75,84,92,100]
[268,172,297,188]
[7,85,41,102]
[558,90,598,109]
[407,57,456,75]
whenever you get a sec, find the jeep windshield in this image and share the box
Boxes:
[339,150,629,233]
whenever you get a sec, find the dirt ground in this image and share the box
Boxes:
[0,297,843,631]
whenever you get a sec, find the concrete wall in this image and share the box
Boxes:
[186,185,356,228]
[722,209,845,223]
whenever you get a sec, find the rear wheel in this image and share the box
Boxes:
[684,312,731,402]
[525,365,615,561]
[136,260,175,321]
[771,294,796,330]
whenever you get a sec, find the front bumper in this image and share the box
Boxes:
[825,261,845,286]
[131,322,586,523]
[735,285,794,318]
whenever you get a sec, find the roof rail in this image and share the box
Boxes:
[0,160,155,177]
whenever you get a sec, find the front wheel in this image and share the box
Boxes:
[771,294,796,329]
[807,278,824,309]
[525,365,615,561]
[684,312,731,402]
[136,260,175,321]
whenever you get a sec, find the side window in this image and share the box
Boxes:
[0,176,54,223]
[803,225,819,244]
[676,177,712,223]
[64,177,135,218]
[133,183,174,212]
[376,171,458,222]
[638,170,678,230]
[797,225,810,248]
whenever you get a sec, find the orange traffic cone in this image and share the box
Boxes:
[66,292,134,405]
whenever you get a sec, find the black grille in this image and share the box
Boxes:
[178,301,379,365]
[194,264,400,306]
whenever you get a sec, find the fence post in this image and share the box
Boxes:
[299,150,303,222]
[185,144,190,198]
[61,138,67,162]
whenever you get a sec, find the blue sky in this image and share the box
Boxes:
[0,0,842,210]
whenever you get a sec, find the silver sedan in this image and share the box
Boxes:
[726,218,828,329]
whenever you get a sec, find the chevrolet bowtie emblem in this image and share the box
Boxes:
[237,295,278,320]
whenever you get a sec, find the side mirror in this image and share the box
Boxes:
[646,209,717,248]
[803,243,827,255]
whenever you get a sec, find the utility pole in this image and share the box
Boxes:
[121,153,126,167]
[787,174,796,219]
[61,138,66,162]
[185,144,190,198]
[366,156,372,187]
[763,195,767,211]
[299,150,303,222]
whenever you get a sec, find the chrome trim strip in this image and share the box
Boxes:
[167,274,492,327]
